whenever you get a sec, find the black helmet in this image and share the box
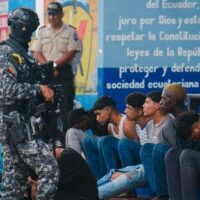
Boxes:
[8,7,39,31]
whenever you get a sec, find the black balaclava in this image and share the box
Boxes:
[10,23,34,51]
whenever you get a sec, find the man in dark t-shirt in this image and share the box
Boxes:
[29,147,99,200]
[55,147,99,200]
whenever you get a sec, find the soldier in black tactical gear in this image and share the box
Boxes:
[0,8,59,200]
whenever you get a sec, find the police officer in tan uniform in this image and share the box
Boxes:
[32,2,82,140]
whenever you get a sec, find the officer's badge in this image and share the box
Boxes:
[12,53,23,65]
[73,32,78,42]
[7,66,17,77]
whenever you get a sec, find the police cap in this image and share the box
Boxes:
[47,2,63,15]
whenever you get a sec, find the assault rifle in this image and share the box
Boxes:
[29,61,64,146]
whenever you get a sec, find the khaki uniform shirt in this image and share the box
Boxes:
[31,23,82,62]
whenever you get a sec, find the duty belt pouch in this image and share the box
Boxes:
[7,122,27,146]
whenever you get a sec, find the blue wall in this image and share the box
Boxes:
[98,0,200,112]
[9,0,35,11]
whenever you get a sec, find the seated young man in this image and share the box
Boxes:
[118,92,149,167]
[66,108,109,157]
[29,147,99,200]
[65,108,89,155]
[142,84,187,200]
[165,110,200,200]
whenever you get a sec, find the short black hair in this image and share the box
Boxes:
[126,93,146,108]
[176,110,199,140]
[146,91,162,103]
[93,96,116,111]
[68,108,88,127]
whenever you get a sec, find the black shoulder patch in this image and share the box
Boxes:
[69,25,76,30]
[39,25,46,30]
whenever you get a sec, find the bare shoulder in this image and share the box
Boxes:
[123,118,137,139]
[107,123,113,134]
[124,118,136,128]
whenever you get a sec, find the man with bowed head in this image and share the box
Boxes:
[0,8,59,199]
